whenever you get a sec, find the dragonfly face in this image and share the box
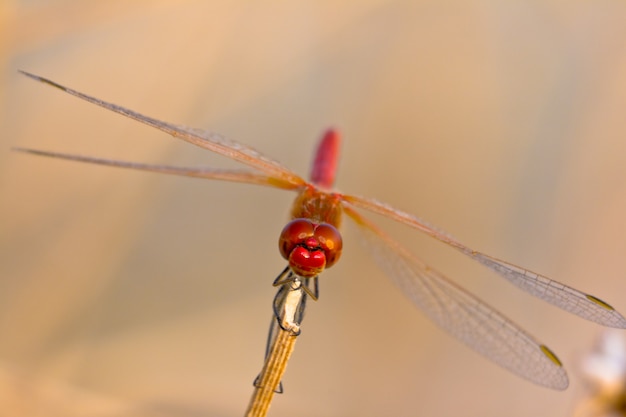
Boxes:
[278,218,343,278]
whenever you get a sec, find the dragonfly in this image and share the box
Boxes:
[16,71,626,400]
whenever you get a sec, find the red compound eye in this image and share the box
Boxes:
[312,223,342,268]
[279,219,314,260]
[278,219,343,277]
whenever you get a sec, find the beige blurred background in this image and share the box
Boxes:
[2,1,626,416]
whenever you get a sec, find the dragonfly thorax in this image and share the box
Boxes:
[290,187,342,227]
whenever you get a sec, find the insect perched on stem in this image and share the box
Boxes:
[16,70,626,416]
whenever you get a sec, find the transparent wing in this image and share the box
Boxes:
[342,194,626,329]
[13,148,302,190]
[471,253,626,328]
[344,205,569,390]
[19,71,308,189]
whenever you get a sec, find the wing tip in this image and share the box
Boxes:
[19,70,66,91]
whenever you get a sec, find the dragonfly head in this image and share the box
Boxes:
[279,218,343,278]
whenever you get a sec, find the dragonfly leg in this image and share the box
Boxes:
[253,372,284,394]
[253,266,312,394]
[272,277,305,334]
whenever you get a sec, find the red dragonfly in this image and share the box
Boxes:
[16,70,626,392]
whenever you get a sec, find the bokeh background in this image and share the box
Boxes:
[2,1,626,416]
